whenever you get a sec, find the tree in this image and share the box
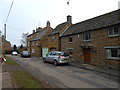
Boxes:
[20,33,29,47]
[13,45,17,51]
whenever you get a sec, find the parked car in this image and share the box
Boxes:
[21,51,31,57]
[11,51,18,56]
[43,51,71,66]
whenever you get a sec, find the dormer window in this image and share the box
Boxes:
[108,25,119,37]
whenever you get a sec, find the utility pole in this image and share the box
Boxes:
[0,30,2,57]
[4,24,6,39]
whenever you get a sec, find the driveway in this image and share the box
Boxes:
[7,55,119,88]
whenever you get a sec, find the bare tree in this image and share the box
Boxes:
[20,33,29,47]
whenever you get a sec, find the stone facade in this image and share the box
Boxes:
[48,15,72,51]
[27,21,53,57]
[60,10,120,68]
[1,38,11,55]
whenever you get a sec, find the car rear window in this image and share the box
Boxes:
[57,52,69,56]
[23,51,29,54]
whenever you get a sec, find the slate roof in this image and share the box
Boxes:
[31,30,48,41]
[49,22,67,35]
[61,9,120,37]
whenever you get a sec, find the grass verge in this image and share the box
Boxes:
[5,56,44,88]
[12,71,43,88]
[5,56,18,65]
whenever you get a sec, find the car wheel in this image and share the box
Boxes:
[54,60,58,66]
[43,58,46,63]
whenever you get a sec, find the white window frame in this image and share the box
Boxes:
[108,26,119,37]
[32,49,34,53]
[105,46,120,60]
[83,32,91,41]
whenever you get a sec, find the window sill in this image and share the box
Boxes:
[107,57,120,60]
[83,40,91,42]
[108,34,119,38]
[68,42,73,44]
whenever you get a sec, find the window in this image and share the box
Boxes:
[32,42,34,46]
[83,32,91,41]
[67,48,74,55]
[108,26,119,37]
[68,37,73,43]
[105,47,120,59]
[32,49,34,53]
[51,35,55,41]
[36,41,38,46]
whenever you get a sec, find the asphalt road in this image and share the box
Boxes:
[7,55,119,88]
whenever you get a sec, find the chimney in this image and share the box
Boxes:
[67,15,72,26]
[36,27,42,32]
[33,30,35,33]
[46,21,50,27]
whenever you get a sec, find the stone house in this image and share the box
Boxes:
[48,15,72,51]
[60,9,120,68]
[0,37,11,55]
[27,21,53,57]
[27,27,42,55]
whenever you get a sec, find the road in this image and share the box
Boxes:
[7,55,119,88]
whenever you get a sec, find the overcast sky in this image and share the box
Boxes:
[0,0,119,46]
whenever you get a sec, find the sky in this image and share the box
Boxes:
[0,0,119,46]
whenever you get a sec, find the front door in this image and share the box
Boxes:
[42,48,48,57]
[83,48,91,64]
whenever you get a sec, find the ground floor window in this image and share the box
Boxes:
[66,48,74,55]
[32,49,34,53]
[50,48,56,51]
[105,46,120,60]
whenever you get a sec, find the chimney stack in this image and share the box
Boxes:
[67,15,72,26]
[33,30,35,33]
[46,21,50,27]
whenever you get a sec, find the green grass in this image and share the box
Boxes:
[5,56,18,65]
[12,71,43,88]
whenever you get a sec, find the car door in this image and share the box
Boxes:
[50,52,56,63]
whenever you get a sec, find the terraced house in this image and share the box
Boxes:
[60,9,120,68]
[48,15,72,51]
[27,21,53,57]
[0,36,11,55]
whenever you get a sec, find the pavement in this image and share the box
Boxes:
[71,61,120,77]
[1,57,120,89]
[1,64,15,89]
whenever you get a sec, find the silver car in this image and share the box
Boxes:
[43,51,71,66]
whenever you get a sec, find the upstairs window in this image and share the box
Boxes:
[36,41,38,46]
[32,42,34,46]
[108,26,119,37]
[83,32,91,41]
[51,35,55,41]
[68,37,73,43]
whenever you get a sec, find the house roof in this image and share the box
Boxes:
[49,22,67,35]
[61,9,120,37]
[31,30,48,41]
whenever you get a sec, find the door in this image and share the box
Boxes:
[42,48,48,57]
[83,48,91,64]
